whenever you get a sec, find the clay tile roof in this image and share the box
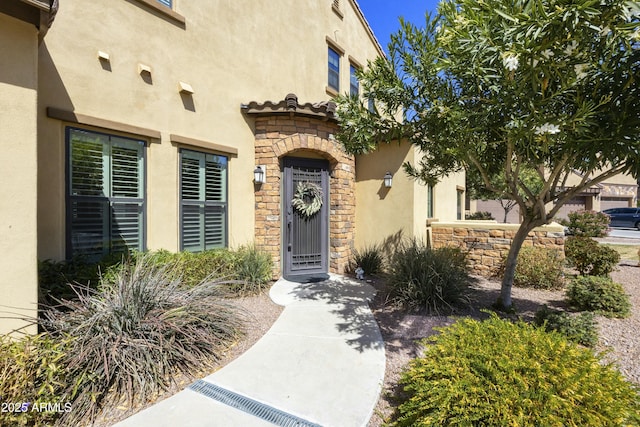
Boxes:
[241,93,338,122]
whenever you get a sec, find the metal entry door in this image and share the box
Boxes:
[283,157,329,278]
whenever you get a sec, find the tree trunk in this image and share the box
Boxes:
[500,219,537,309]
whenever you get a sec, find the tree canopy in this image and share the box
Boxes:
[337,0,640,307]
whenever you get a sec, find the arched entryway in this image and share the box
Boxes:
[242,94,355,278]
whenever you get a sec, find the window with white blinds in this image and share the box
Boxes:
[180,150,228,252]
[67,128,145,258]
[157,0,172,8]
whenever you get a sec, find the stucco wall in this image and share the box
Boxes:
[0,14,39,334]
[37,0,382,260]
[431,221,565,276]
[355,141,466,249]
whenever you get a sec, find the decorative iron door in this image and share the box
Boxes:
[283,157,329,278]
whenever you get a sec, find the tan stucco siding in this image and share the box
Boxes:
[38,0,382,260]
[0,14,39,334]
[355,141,466,249]
[355,142,415,247]
[435,170,466,220]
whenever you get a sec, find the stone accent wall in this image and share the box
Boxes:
[431,221,565,276]
[253,116,355,276]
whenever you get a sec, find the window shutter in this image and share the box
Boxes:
[180,150,227,251]
[205,206,225,248]
[111,138,143,198]
[181,155,202,200]
[70,200,108,258]
[205,155,226,202]
[111,202,144,253]
[182,205,204,252]
[68,128,145,258]
[70,130,107,196]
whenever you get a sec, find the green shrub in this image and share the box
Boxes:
[390,314,640,427]
[38,254,125,305]
[41,254,244,424]
[350,243,385,276]
[565,237,620,276]
[466,211,494,220]
[534,306,598,347]
[229,245,273,295]
[511,246,565,289]
[566,276,631,318]
[566,210,610,237]
[387,240,471,314]
[0,333,75,427]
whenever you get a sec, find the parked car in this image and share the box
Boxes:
[602,207,640,229]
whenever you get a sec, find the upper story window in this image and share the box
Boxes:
[328,47,340,92]
[67,128,146,259]
[350,65,360,97]
[157,0,172,7]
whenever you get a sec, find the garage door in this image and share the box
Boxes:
[556,196,587,220]
[600,197,630,211]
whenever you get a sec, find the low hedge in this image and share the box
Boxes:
[390,314,640,427]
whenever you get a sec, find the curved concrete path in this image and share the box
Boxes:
[114,274,385,427]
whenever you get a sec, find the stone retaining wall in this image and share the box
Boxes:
[431,221,565,276]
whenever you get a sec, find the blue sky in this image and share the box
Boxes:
[358,0,440,51]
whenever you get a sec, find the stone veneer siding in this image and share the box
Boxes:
[253,116,355,277]
[431,221,565,276]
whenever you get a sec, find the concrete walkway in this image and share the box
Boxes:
[113,274,385,427]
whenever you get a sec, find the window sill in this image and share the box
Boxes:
[130,0,185,26]
[326,86,339,98]
[332,4,344,19]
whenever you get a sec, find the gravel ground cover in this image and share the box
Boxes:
[367,261,640,427]
[88,260,638,427]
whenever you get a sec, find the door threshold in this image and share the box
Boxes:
[283,273,330,283]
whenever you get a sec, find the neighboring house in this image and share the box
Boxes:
[470,170,639,223]
[1,0,464,335]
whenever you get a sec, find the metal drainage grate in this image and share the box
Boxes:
[188,380,323,427]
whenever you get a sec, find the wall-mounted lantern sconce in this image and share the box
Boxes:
[254,165,266,184]
[383,171,393,188]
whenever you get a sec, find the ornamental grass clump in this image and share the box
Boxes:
[350,243,385,276]
[390,314,640,427]
[387,240,471,314]
[42,254,244,424]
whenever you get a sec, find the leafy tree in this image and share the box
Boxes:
[337,0,640,308]
[466,167,543,223]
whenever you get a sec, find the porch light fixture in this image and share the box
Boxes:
[254,165,266,184]
[383,171,393,188]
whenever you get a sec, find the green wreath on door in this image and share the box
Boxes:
[291,182,323,217]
